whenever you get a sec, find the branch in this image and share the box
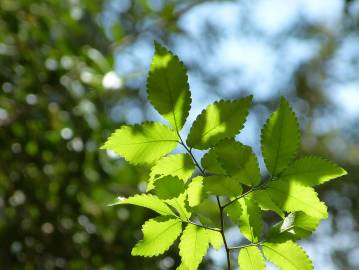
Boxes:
[221,181,267,209]
[228,241,263,251]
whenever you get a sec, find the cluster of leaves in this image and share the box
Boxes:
[103,42,347,270]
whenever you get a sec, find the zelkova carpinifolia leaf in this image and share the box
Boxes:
[262,240,314,270]
[261,97,300,176]
[109,194,175,216]
[147,153,195,191]
[266,180,328,219]
[147,42,191,132]
[237,198,262,243]
[179,224,209,270]
[267,212,321,241]
[279,156,347,186]
[187,96,252,149]
[214,139,261,186]
[101,122,178,165]
[238,246,266,270]
[132,216,182,257]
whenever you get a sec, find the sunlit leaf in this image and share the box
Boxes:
[147,153,195,191]
[101,122,178,165]
[261,97,300,176]
[187,176,205,207]
[207,230,223,250]
[238,246,266,270]
[187,96,252,149]
[179,224,209,270]
[266,180,328,219]
[132,216,182,257]
[251,190,284,218]
[147,42,191,131]
[154,175,186,200]
[280,156,347,186]
[262,240,314,270]
[166,192,192,220]
[237,198,262,243]
[109,194,175,216]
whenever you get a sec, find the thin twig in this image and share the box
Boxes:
[183,219,221,232]
[216,196,231,270]
[221,181,267,209]
[228,241,263,250]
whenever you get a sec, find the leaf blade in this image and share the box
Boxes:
[280,156,347,186]
[215,140,261,186]
[147,153,195,191]
[237,198,262,243]
[187,96,252,149]
[261,97,300,176]
[147,42,191,131]
[262,240,313,270]
[102,122,178,165]
[179,224,209,270]
[266,180,328,219]
[238,246,266,270]
[109,194,175,216]
[132,217,182,257]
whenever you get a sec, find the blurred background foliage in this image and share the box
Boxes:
[0,0,358,269]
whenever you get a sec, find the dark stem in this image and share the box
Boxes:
[228,241,263,250]
[216,196,231,270]
[221,181,267,209]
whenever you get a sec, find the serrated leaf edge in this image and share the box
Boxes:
[186,96,253,149]
[260,97,300,176]
[101,121,178,165]
[132,217,182,257]
[262,240,314,270]
[147,41,192,133]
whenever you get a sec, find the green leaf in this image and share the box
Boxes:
[203,175,242,197]
[147,42,191,131]
[187,176,205,207]
[251,190,285,218]
[267,212,321,242]
[280,156,347,186]
[102,122,178,165]
[201,148,226,175]
[191,200,219,227]
[154,175,186,200]
[166,193,192,220]
[281,212,321,239]
[177,264,189,270]
[291,212,321,238]
[266,180,328,219]
[206,230,223,251]
[238,246,266,270]
[109,194,175,216]
[225,200,242,221]
[215,140,261,186]
[237,198,262,243]
[132,216,182,257]
[187,96,252,149]
[179,224,209,270]
[262,240,313,270]
[147,153,195,191]
[261,97,300,176]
